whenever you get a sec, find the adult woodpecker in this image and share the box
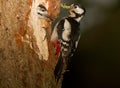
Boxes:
[51,4,86,83]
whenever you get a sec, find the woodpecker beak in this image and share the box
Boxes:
[70,4,74,9]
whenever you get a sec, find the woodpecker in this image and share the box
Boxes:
[37,4,52,20]
[37,4,53,40]
[51,4,86,83]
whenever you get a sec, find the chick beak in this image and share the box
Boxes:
[45,15,53,21]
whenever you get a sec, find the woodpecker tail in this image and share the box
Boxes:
[54,54,63,83]
[54,54,69,83]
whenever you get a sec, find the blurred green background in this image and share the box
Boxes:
[59,0,120,88]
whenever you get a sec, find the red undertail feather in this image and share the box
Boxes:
[52,40,60,57]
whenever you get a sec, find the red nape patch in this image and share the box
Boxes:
[52,40,60,57]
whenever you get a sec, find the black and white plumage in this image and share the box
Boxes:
[51,4,86,83]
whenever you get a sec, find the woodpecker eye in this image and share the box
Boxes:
[41,8,46,12]
[38,4,46,12]
[74,5,78,8]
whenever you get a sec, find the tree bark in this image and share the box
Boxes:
[0,0,61,88]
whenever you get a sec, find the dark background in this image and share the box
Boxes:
[59,0,120,88]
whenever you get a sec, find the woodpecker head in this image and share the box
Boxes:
[37,4,52,20]
[69,4,86,21]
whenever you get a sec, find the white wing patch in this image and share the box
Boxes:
[62,19,71,41]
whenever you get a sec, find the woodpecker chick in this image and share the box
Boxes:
[37,4,52,20]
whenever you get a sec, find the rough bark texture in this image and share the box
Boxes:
[0,0,61,88]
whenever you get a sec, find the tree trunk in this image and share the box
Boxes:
[0,0,61,88]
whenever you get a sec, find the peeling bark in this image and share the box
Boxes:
[0,0,61,88]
